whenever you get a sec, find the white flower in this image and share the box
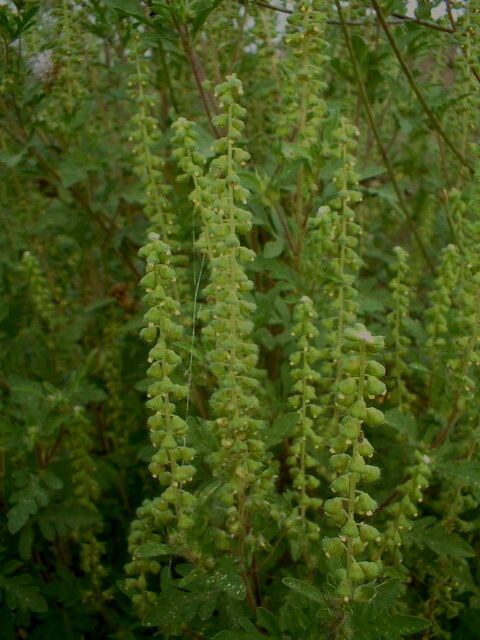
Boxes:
[28,50,54,82]
[357,329,374,344]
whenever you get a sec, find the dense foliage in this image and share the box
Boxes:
[1,0,480,638]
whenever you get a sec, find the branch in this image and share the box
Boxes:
[165,0,220,138]
[246,1,454,32]
[371,0,474,176]
[391,11,454,34]
[335,0,435,273]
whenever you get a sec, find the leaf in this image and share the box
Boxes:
[264,412,297,449]
[412,521,475,558]
[206,558,246,601]
[8,504,32,535]
[239,617,263,634]
[437,461,480,490]
[373,578,402,612]
[41,472,63,491]
[359,165,387,182]
[257,607,282,638]
[282,577,323,604]
[103,0,148,22]
[408,362,431,374]
[142,588,200,628]
[192,0,225,35]
[134,542,173,559]
[18,525,34,561]
[384,409,417,441]
[0,150,26,167]
[0,576,48,614]
[383,615,431,638]
[59,157,88,188]
[263,239,284,260]
[213,633,261,640]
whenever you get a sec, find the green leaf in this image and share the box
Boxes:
[282,577,323,604]
[134,542,173,558]
[206,558,246,601]
[103,0,148,22]
[213,633,260,640]
[373,578,402,611]
[192,0,225,35]
[263,238,284,259]
[412,521,475,558]
[408,362,430,374]
[384,409,417,441]
[18,525,34,561]
[264,412,297,449]
[59,157,88,188]
[383,615,431,638]
[0,150,26,167]
[8,501,36,535]
[257,607,282,638]
[437,461,480,490]
[142,589,198,628]
[0,576,48,614]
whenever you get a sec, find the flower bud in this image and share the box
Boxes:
[365,407,385,427]
[322,537,346,558]
[324,497,345,516]
[347,561,364,583]
[350,399,367,420]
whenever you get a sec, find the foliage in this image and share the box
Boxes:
[1,0,480,638]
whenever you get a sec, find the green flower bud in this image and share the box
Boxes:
[331,474,351,495]
[330,453,351,472]
[329,436,350,453]
[336,579,352,601]
[359,561,379,580]
[347,561,364,583]
[365,407,385,427]
[324,497,345,516]
[323,537,346,558]
[338,377,357,396]
[350,399,367,420]
[359,523,381,543]
[343,356,361,376]
[357,437,374,458]
[366,376,387,397]
[348,452,366,473]
[339,416,361,440]
[162,434,178,450]
[177,514,194,530]
[361,465,381,483]
[172,465,196,484]
[341,518,359,538]
[355,492,378,516]
[140,326,157,342]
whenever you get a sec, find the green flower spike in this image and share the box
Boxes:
[386,246,414,410]
[323,324,385,603]
[285,295,324,564]
[200,75,275,557]
[126,232,198,614]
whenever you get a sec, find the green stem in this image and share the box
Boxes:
[371,0,473,175]
[335,0,435,274]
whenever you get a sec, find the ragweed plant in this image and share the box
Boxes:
[3,2,480,639]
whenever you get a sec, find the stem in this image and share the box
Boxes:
[371,0,474,175]
[346,343,366,574]
[165,2,220,138]
[335,0,435,273]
